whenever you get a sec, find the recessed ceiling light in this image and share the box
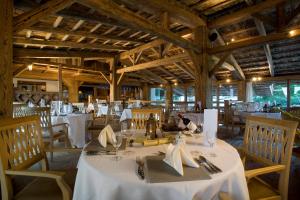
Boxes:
[27,64,33,71]
[289,30,296,36]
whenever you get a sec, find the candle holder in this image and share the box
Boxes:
[146,113,157,139]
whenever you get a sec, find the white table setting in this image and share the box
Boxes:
[73,109,249,200]
[51,113,93,148]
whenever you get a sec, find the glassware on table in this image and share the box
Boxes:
[112,132,123,161]
[121,122,134,155]
[205,131,217,157]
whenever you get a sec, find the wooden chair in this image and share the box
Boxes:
[224,100,245,135]
[33,107,72,161]
[0,116,74,200]
[131,108,163,129]
[13,104,35,118]
[239,116,298,200]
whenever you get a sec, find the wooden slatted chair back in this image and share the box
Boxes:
[0,116,47,199]
[244,116,298,199]
[131,108,163,129]
[32,107,52,129]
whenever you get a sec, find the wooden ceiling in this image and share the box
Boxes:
[12,0,300,85]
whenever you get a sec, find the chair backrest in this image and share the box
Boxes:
[32,107,52,129]
[131,108,163,129]
[243,116,298,199]
[0,116,47,199]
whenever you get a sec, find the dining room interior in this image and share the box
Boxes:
[1,0,300,199]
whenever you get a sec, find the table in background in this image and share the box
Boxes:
[73,136,249,200]
[234,111,281,122]
[51,113,93,148]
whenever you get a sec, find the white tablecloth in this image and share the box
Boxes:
[51,114,93,148]
[96,105,108,116]
[120,109,132,121]
[73,136,249,200]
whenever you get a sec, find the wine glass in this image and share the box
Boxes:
[112,132,123,161]
[205,131,217,157]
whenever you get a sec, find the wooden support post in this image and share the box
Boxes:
[237,81,246,102]
[64,78,81,103]
[58,64,63,101]
[184,86,188,110]
[109,57,119,102]
[93,87,98,99]
[0,0,13,117]
[165,84,173,114]
[142,83,149,100]
[190,26,209,109]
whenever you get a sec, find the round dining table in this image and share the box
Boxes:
[73,136,249,200]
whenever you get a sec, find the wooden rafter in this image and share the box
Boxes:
[117,53,188,73]
[209,52,232,77]
[208,28,300,54]
[116,0,206,28]
[208,0,286,29]
[14,38,128,51]
[173,62,195,79]
[117,72,125,85]
[13,48,114,59]
[99,71,111,84]
[77,0,201,52]
[27,26,142,45]
[14,0,74,33]
[159,67,183,83]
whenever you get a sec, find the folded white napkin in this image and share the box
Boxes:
[163,144,199,176]
[98,125,116,147]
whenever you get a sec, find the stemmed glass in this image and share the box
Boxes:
[121,122,135,155]
[205,131,217,157]
[112,132,123,161]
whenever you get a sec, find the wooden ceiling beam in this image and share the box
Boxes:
[143,70,168,84]
[116,0,206,28]
[208,28,300,54]
[208,0,286,29]
[173,62,195,79]
[27,26,142,45]
[159,67,183,83]
[209,52,232,77]
[117,53,188,73]
[14,0,74,33]
[13,47,114,59]
[14,37,128,51]
[77,0,200,52]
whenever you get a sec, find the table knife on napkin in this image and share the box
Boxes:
[136,156,145,180]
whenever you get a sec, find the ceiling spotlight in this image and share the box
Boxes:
[174,82,178,86]
[252,77,257,81]
[231,38,235,42]
[159,84,163,87]
[258,77,262,81]
[226,79,231,83]
[289,30,296,36]
[27,64,33,71]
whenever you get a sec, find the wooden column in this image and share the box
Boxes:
[183,86,188,110]
[0,0,13,117]
[64,78,81,103]
[142,83,150,100]
[237,81,246,102]
[190,26,209,109]
[93,87,98,99]
[109,57,118,102]
[58,64,63,101]
[165,84,173,113]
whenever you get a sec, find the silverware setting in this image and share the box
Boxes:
[136,156,145,180]
[86,150,116,156]
[196,156,222,174]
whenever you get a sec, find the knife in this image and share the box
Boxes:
[199,156,222,173]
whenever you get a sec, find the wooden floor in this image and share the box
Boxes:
[4,126,300,200]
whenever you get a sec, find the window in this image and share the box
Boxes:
[150,88,165,101]
[290,80,300,107]
[252,81,287,108]
[218,84,238,108]
[173,87,184,102]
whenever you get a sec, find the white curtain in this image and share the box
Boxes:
[246,82,253,102]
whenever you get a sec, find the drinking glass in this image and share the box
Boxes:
[112,133,123,161]
[205,131,217,157]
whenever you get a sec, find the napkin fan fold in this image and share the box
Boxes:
[98,125,116,147]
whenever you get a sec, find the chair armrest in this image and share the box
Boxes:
[51,123,69,128]
[245,165,285,181]
[45,147,82,153]
[6,170,72,200]
[5,170,65,179]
